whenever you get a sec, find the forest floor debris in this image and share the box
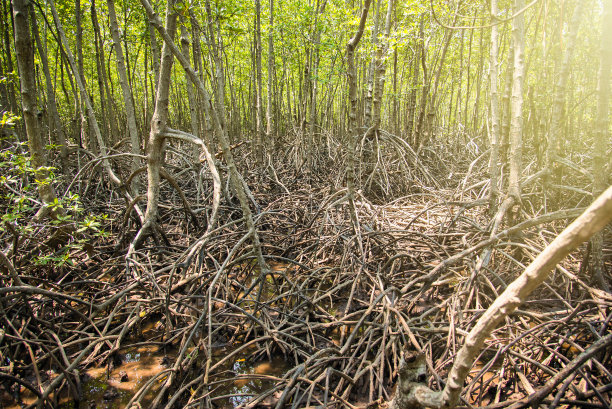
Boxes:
[0,143,610,409]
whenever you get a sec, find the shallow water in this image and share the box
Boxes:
[77,345,166,409]
[1,262,300,409]
[1,343,291,409]
[211,354,292,408]
[77,345,289,409]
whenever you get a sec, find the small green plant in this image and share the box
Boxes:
[0,126,108,269]
[0,110,20,127]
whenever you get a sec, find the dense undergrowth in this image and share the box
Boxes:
[0,130,610,409]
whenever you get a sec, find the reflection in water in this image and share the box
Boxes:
[65,345,166,409]
[219,357,290,408]
[41,345,290,409]
[2,263,296,409]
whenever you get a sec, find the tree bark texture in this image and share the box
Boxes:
[108,0,142,193]
[12,0,59,208]
[547,4,583,184]
[508,0,525,201]
[488,0,500,213]
[141,0,177,236]
[48,0,122,189]
[29,5,68,168]
[369,0,394,136]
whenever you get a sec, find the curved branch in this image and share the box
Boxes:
[439,185,612,408]
[429,0,540,30]
[392,185,612,409]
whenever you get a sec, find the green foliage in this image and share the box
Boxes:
[0,110,20,128]
[0,133,108,269]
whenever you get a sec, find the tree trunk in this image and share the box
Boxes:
[91,0,120,147]
[392,46,398,134]
[508,0,525,202]
[346,0,371,241]
[488,0,500,213]
[547,4,583,187]
[308,0,327,155]
[74,0,92,152]
[48,0,123,191]
[108,0,142,194]
[3,0,20,135]
[266,0,275,143]
[471,23,485,134]
[190,13,213,148]
[415,20,429,149]
[501,40,513,166]
[12,0,59,211]
[148,16,161,97]
[254,0,264,164]
[462,11,475,128]
[407,15,422,145]
[363,0,381,128]
[369,0,394,136]
[427,9,458,139]
[138,0,177,241]
[180,21,200,162]
[29,6,68,169]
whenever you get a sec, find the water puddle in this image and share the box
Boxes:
[1,343,291,409]
[0,262,317,409]
[74,345,166,409]
[210,353,291,408]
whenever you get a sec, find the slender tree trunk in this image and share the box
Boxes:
[139,0,177,239]
[591,0,612,292]
[346,0,371,240]
[190,13,212,148]
[48,0,123,190]
[508,0,525,202]
[428,7,459,139]
[415,36,428,149]
[392,46,398,134]
[266,0,275,143]
[363,0,381,128]
[0,2,9,112]
[254,0,264,164]
[307,0,327,157]
[547,4,583,186]
[472,24,485,134]
[180,21,200,162]
[463,11,475,128]
[91,0,119,146]
[3,0,19,126]
[148,17,161,96]
[369,0,394,136]
[12,0,59,211]
[30,6,68,168]
[488,0,500,213]
[407,16,422,145]
[501,40,514,166]
[108,0,142,194]
[454,27,464,129]
[74,0,92,152]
